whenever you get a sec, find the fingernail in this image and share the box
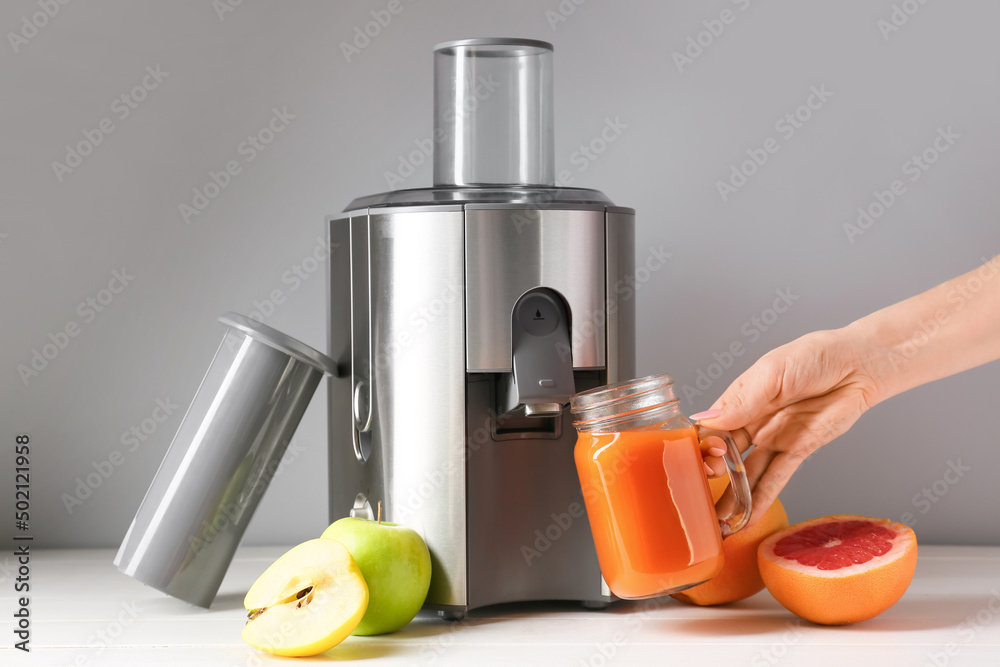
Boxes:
[703,462,715,476]
[708,446,726,456]
[690,409,722,421]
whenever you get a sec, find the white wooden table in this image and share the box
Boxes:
[1,545,998,665]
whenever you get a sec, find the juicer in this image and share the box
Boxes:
[114,37,636,615]
[327,38,636,618]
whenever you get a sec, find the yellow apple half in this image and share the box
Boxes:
[242,538,368,657]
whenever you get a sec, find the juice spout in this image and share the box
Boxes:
[497,288,575,419]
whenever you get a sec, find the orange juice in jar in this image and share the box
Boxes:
[571,375,753,599]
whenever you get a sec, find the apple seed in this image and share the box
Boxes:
[246,585,316,621]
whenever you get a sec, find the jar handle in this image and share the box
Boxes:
[694,426,753,536]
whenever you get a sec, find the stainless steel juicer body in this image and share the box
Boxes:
[328,39,635,617]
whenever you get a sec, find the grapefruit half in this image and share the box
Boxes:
[758,515,917,625]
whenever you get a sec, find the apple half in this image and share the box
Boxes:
[242,538,368,657]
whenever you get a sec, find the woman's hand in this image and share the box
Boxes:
[694,328,889,526]
[693,256,1000,526]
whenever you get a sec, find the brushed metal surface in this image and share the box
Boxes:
[466,371,608,609]
[328,213,358,526]
[350,214,373,434]
[330,201,635,614]
[465,206,606,371]
[463,207,635,610]
[331,205,469,608]
[606,208,636,383]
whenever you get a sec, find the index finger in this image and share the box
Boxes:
[696,353,788,432]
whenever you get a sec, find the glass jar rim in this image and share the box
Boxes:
[570,374,678,426]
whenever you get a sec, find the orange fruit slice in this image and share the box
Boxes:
[758,515,917,625]
[672,478,789,606]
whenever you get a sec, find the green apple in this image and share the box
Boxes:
[321,507,431,635]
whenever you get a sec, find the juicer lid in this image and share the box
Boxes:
[433,37,554,54]
[343,186,619,211]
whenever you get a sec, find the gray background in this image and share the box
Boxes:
[2,0,998,550]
